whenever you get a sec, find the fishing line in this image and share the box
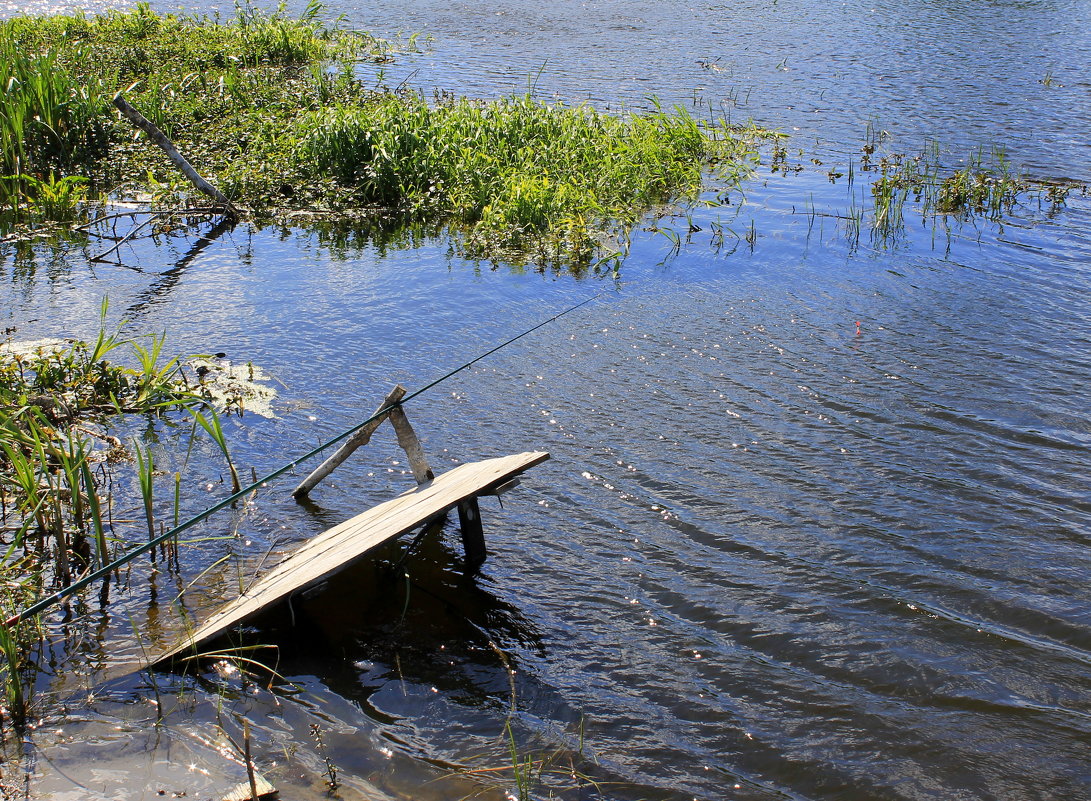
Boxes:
[4,290,608,628]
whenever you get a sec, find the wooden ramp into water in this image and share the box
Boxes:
[152,450,549,668]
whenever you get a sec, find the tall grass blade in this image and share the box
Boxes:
[191,407,241,493]
[133,439,156,563]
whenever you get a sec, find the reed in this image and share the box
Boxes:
[190,408,241,494]
[0,37,105,177]
[133,439,156,558]
[79,459,109,568]
[0,621,26,729]
[0,314,258,698]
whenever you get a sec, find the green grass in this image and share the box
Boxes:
[0,3,767,267]
[0,1,383,221]
[268,93,763,264]
[0,33,104,177]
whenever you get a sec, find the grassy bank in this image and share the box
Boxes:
[0,2,767,266]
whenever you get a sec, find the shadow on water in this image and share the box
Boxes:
[19,523,601,801]
[122,215,237,320]
[176,519,546,688]
[141,527,622,801]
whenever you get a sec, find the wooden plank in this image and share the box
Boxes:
[153,451,549,667]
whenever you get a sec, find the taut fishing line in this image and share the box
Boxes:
[5,291,607,627]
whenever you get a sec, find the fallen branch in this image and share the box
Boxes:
[112,95,239,220]
[90,210,165,262]
[74,206,221,232]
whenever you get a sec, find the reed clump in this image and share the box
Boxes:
[862,144,1069,240]
[0,310,253,728]
[0,3,766,266]
[0,1,384,223]
[273,94,763,264]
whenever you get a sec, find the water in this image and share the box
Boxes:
[2,1,1090,799]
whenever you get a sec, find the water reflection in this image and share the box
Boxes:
[123,214,235,319]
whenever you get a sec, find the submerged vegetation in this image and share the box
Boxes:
[0,2,767,267]
[861,143,1071,240]
[757,131,1084,252]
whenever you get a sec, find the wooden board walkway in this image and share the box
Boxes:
[152,451,549,668]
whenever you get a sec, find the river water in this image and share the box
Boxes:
[2,1,1089,800]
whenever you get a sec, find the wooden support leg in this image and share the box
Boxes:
[388,406,434,484]
[292,384,406,499]
[458,496,487,574]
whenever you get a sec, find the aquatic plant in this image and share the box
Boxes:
[0,621,26,729]
[133,438,156,558]
[506,720,535,801]
[0,174,90,226]
[0,309,269,706]
[231,91,765,265]
[310,722,340,790]
[0,36,106,177]
[190,408,242,494]
[79,458,109,569]
[840,139,1077,244]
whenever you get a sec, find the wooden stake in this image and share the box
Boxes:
[291,385,406,499]
[112,95,238,219]
[388,406,434,484]
[243,719,259,801]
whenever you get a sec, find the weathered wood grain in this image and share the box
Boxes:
[152,451,549,667]
[388,406,434,483]
[112,95,238,217]
[291,384,406,498]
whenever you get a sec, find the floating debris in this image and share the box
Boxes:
[188,358,278,419]
[0,338,70,359]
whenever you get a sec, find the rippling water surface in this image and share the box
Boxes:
[2,2,1089,800]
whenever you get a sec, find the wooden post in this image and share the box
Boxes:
[112,95,238,219]
[292,385,405,499]
[388,406,434,484]
[458,497,487,573]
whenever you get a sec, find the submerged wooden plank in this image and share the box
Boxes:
[152,451,549,667]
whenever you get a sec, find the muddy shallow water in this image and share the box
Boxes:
[2,1,1090,800]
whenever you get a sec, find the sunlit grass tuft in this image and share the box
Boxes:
[279,93,765,265]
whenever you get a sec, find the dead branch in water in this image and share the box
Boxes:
[111,95,239,220]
